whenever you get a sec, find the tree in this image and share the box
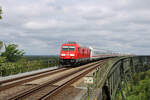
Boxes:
[0,7,2,19]
[0,41,3,56]
[0,41,3,51]
[1,44,25,62]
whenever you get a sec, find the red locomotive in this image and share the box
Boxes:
[59,42,90,65]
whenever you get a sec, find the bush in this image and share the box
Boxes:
[0,56,59,76]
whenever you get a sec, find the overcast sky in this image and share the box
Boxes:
[0,0,150,55]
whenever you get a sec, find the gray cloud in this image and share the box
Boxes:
[0,0,150,55]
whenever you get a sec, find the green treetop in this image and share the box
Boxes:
[1,44,25,62]
[0,7,2,19]
[0,41,3,51]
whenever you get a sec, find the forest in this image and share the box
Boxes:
[115,69,150,100]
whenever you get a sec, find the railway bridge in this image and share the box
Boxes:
[81,56,150,100]
[0,56,150,100]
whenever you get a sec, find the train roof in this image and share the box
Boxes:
[62,42,89,49]
[64,41,77,44]
[89,47,114,53]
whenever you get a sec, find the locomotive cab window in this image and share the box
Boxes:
[69,46,75,51]
[62,46,69,51]
[62,46,75,51]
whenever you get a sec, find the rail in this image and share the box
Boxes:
[4,60,106,100]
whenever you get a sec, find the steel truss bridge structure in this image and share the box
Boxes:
[82,56,150,100]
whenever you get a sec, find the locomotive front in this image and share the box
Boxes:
[59,42,78,65]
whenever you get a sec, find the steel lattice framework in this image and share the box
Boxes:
[82,56,150,100]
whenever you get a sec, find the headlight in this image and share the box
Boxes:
[61,54,66,56]
[70,54,75,56]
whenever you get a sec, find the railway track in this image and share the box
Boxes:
[0,67,69,91]
[5,60,107,100]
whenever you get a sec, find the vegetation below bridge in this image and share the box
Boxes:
[115,69,150,100]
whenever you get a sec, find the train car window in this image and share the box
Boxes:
[83,49,84,55]
[78,48,80,57]
[78,48,80,53]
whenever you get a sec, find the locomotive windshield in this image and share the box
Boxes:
[62,46,75,51]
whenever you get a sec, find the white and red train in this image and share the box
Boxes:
[59,42,117,66]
